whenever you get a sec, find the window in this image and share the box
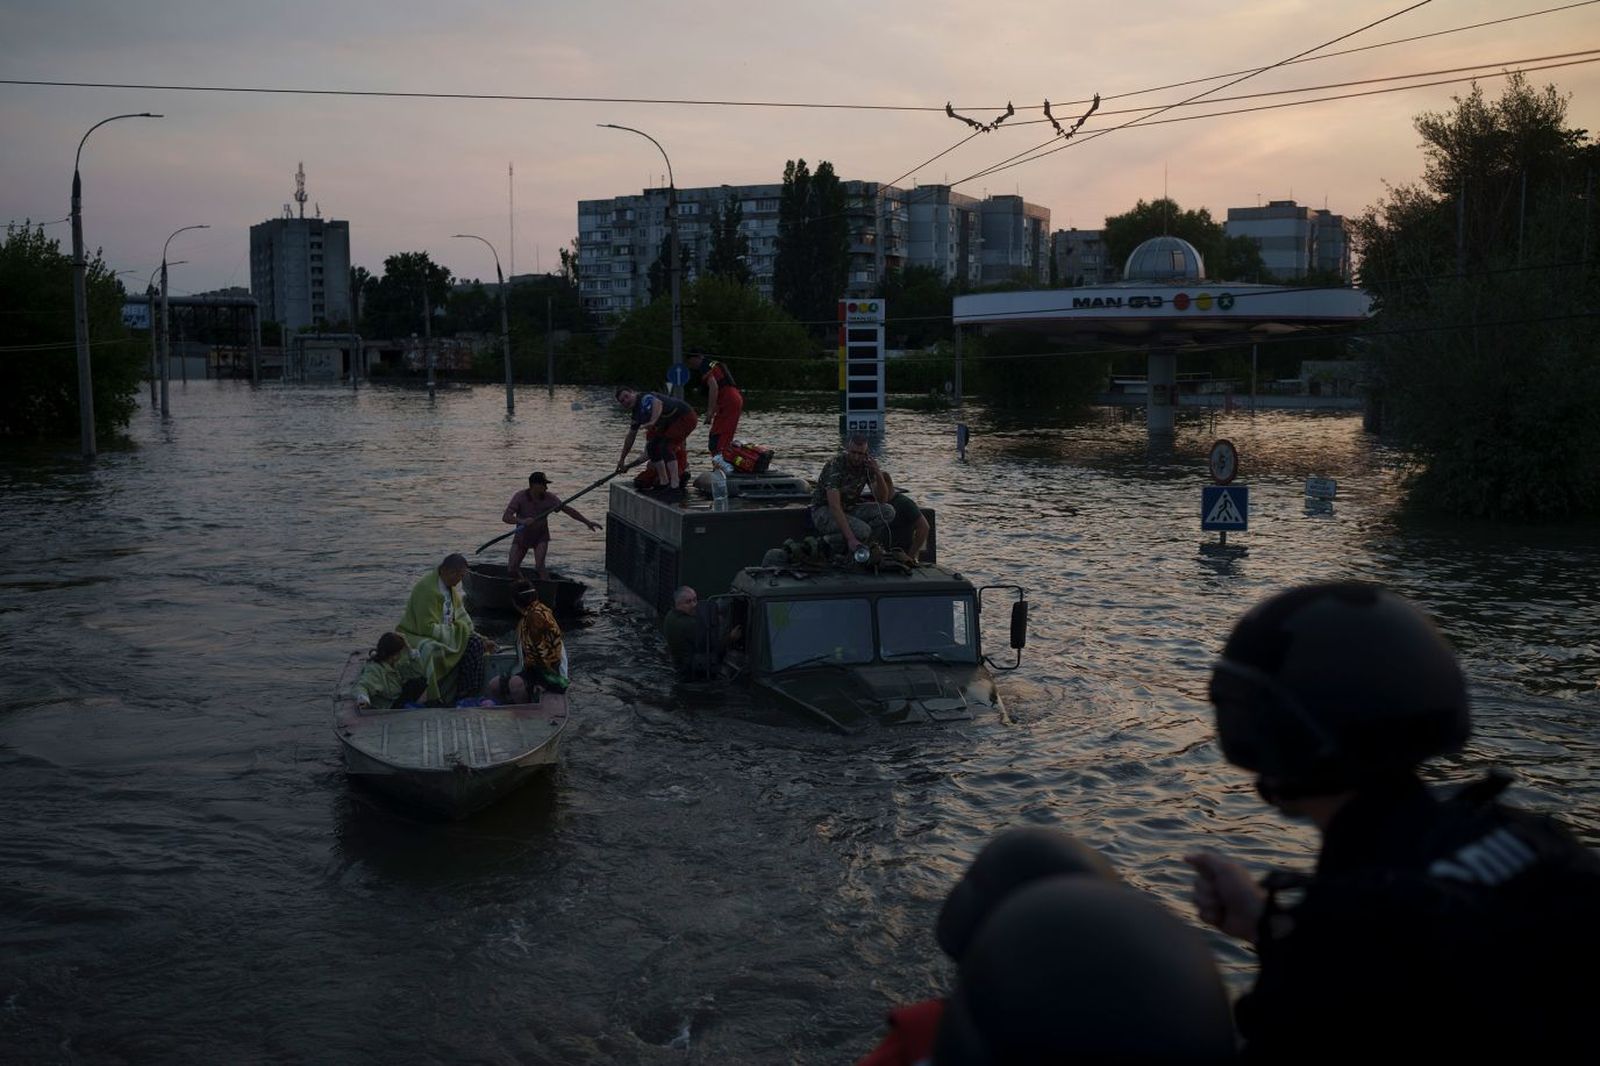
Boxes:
[676,202,700,216]
[878,596,978,663]
[765,598,873,671]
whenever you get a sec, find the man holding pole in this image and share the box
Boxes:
[502,471,601,580]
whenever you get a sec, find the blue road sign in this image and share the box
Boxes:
[1201,485,1249,531]
[665,362,691,386]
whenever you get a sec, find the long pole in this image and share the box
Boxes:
[70,112,162,458]
[599,123,682,396]
[546,293,554,397]
[160,257,171,417]
[146,284,157,407]
[424,282,435,399]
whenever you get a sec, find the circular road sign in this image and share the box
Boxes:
[665,362,691,387]
[1208,439,1239,484]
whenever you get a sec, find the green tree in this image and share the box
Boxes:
[876,265,955,349]
[705,193,752,286]
[558,237,580,287]
[608,275,824,391]
[648,231,693,304]
[1102,198,1265,282]
[1353,76,1600,519]
[773,159,849,328]
[359,252,452,338]
[1,225,142,441]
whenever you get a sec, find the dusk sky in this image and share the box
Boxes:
[3,0,1597,294]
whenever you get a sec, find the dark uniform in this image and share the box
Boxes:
[1238,773,1600,1061]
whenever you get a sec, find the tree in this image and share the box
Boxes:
[876,265,955,349]
[773,159,849,328]
[359,252,452,338]
[648,232,692,304]
[608,275,824,391]
[1101,198,1265,282]
[1353,75,1600,519]
[705,193,752,286]
[558,237,581,287]
[1,225,142,440]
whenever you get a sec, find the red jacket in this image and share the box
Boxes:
[856,999,944,1066]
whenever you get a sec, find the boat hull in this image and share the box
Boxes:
[333,652,568,818]
[464,562,588,620]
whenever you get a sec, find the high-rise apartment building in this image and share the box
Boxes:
[249,216,352,330]
[1224,200,1351,281]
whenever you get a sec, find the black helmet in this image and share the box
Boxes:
[932,878,1237,1064]
[1209,581,1469,793]
[936,828,1117,961]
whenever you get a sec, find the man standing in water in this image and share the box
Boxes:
[502,471,600,581]
[615,386,698,495]
[1186,581,1600,1060]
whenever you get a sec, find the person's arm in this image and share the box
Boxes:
[868,460,892,504]
[502,495,522,526]
[827,487,860,551]
[705,374,719,418]
[562,503,601,531]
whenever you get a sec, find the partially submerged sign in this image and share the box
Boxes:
[1202,485,1249,531]
[1305,476,1338,500]
[121,301,151,330]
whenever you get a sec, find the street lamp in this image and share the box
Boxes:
[452,233,515,415]
[72,111,161,458]
[599,123,682,397]
[160,224,208,418]
[145,260,183,407]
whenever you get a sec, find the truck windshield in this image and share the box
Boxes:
[878,595,978,663]
[765,598,874,671]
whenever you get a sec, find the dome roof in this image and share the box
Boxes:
[1124,236,1206,282]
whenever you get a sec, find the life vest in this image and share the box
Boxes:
[634,392,691,428]
[701,358,738,390]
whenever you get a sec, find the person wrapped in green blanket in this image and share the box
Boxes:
[396,553,496,707]
[352,631,428,711]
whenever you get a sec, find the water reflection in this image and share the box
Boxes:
[0,382,1594,1063]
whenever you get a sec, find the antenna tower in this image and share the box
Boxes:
[294,162,308,220]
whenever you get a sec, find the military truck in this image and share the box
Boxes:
[605,473,1026,732]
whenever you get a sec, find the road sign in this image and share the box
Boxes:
[665,362,690,387]
[1202,485,1249,531]
[1208,439,1238,484]
[121,301,151,330]
[1305,476,1337,499]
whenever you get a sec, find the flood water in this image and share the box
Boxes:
[2,382,1596,1063]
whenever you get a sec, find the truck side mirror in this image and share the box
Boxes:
[1010,600,1028,650]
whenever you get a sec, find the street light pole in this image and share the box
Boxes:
[72,112,161,457]
[599,123,682,397]
[452,233,514,415]
[144,262,180,408]
[159,224,209,419]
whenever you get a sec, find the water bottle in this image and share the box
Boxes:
[711,465,729,510]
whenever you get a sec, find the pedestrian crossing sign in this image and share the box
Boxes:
[1201,485,1249,531]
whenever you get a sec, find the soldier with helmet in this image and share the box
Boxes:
[1186,581,1599,1060]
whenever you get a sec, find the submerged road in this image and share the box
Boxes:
[2,382,1596,1062]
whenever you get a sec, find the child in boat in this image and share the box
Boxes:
[489,583,570,702]
[353,632,428,710]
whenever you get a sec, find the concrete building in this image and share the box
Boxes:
[978,195,1051,286]
[907,185,983,287]
[249,216,352,331]
[577,180,1051,317]
[1052,229,1115,286]
[1224,199,1350,281]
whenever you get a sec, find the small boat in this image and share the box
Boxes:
[333,651,568,818]
[463,561,588,619]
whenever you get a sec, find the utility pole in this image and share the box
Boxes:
[452,233,514,415]
[546,293,554,397]
[424,282,435,399]
[599,124,683,396]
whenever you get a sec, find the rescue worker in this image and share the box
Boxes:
[685,350,744,459]
[1186,581,1600,1061]
[615,386,698,495]
[857,828,1121,1066]
[501,471,601,581]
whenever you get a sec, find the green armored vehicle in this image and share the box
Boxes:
[604,472,1027,732]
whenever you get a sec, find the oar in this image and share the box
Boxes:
[475,459,647,554]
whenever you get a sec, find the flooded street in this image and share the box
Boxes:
[3,382,1597,1063]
